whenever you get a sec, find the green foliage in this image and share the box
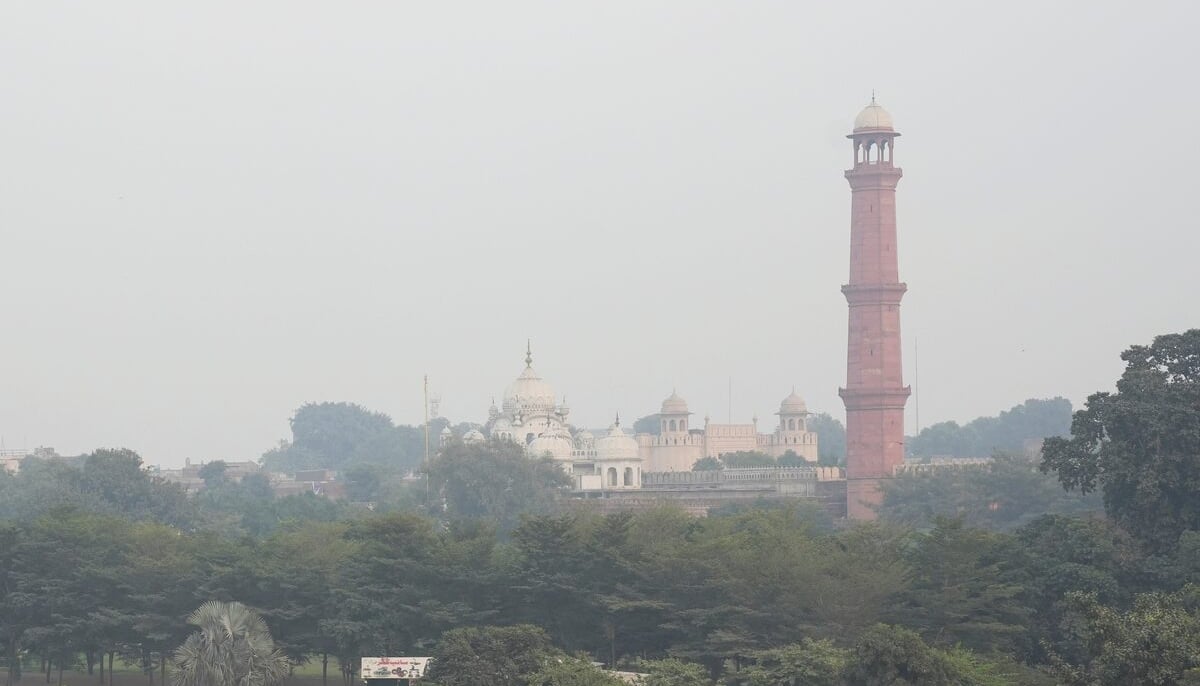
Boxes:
[808,413,846,466]
[841,624,1019,686]
[0,450,194,526]
[737,639,847,686]
[171,601,290,686]
[691,452,817,471]
[426,439,570,531]
[426,625,559,686]
[718,452,777,468]
[843,624,957,685]
[1048,587,1200,685]
[879,453,1101,531]
[261,402,434,474]
[526,656,626,686]
[638,658,710,686]
[776,450,806,467]
[909,397,1072,459]
[634,414,662,436]
[1042,329,1200,550]
[893,518,1028,653]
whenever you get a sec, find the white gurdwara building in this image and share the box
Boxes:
[484,344,643,489]
[481,345,819,488]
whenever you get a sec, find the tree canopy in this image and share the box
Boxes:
[1042,330,1200,550]
[909,398,1072,459]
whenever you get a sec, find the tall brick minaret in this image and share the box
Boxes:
[840,98,911,520]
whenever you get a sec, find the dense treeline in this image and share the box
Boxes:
[3,481,1199,685]
[907,398,1072,459]
[2,330,1197,686]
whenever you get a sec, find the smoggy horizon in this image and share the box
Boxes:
[2,2,1196,467]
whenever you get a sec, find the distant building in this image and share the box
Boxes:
[1,447,61,475]
[157,458,262,492]
[637,390,819,471]
[1,451,23,475]
[471,345,820,487]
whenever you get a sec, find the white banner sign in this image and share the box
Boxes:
[361,657,431,680]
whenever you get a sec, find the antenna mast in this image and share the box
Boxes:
[423,374,430,465]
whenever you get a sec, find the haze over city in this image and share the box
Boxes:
[2,2,1197,466]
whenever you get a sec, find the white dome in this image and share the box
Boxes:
[503,345,558,415]
[854,100,894,131]
[463,429,486,444]
[778,391,808,415]
[440,426,452,435]
[595,419,640,462]
[528,427,575,461]
[660,391,690,415]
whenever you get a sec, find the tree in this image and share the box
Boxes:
[425,625,559,686]
[199,461,230,489]
[526,656,625,686]
[171,601,290,686]
[691,457,721,471]
[808,413,846,466]
[718,452,776,468]
[892,518,1028,653]
[1048,588,1200,686]
[638,658,710,686]
[879,453,1101,531]
[910,398,1072,459]
[841,625,964,686]
[261,402,430,474]
[425,439,569,531]
[736,639,846,686]
[633,414,661,436]
[1041,330,1200,550]
[777,450,806,467]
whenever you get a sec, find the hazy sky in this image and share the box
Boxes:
[2,2,1197,467]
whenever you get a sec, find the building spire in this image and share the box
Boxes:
[614,411,621,427]
[525,339,533,368]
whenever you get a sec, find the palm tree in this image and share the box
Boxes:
[172,601,291,686]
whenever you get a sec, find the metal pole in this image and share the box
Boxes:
[423,374,430,465]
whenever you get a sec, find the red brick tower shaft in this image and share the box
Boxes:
[839,100,911,520]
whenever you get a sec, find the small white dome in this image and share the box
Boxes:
[660,391,690,415]
[440,426,452,435]
[463,429,486,444]
[528,427,575,461]
[595,419,640,462]
[854,100,894,132]
[778,391,808,415]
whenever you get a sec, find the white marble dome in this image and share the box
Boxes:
[463,429,486,444]
[660,391,690,415]
[854,100,894,131]
[504,365,558,414]
[595,420,640,461]
[529,427,575,461]
[779,391,808,415]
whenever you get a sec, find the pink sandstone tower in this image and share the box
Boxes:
[839,98,911,520]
